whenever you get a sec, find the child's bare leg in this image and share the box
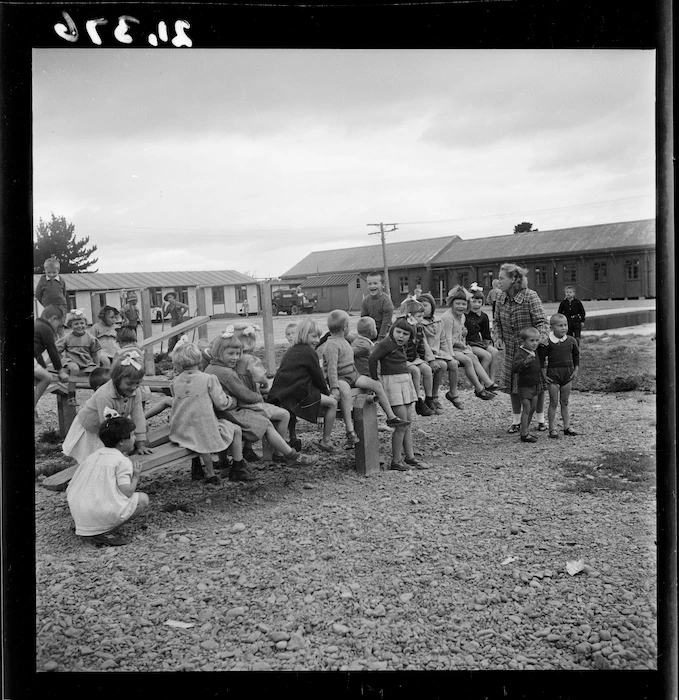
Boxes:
[431,362,444,399]
[520,399,532,437]
[472,346,492,375]
[407,364,422,398]
[144,396,173,419]
[402,403,416,460]
[391,404,408,463]
[227,423,243,461]
[355,376,397,420]
[470,353,493,386]
[446,359,460,397]
[487,345,499,382]
[271,410,290,440]
[455,353,484,392]
[319,394,337,444]
[103,493,150,534]
[420,363,433,397]
[337,379,355,433]
[536,390,545,414]
[560,381,573,430]
[34,366,53,408]
[200,453,216,478]
[547,383,560,430]
[264,425,295,456]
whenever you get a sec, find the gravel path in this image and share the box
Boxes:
[35,389,656,672]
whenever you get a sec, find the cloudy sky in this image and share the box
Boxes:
[32,49,655,278]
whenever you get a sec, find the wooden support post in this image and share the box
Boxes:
[353,394,380,476]
[137,316,209,351]
[90,292,102,322]
[261,279,276,375]
[56,379,78,438]
[195,286,209,341]
[140,288,155,375]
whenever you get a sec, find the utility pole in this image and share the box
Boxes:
[367,222,398,298]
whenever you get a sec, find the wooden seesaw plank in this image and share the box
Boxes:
[136,316,210,350]
[41,427,184,491]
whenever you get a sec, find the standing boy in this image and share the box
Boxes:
[557,286,586,346]
[121,295,141,339]
[163,292,190,353]
[35,257,68,337]
[511,327,543,443]
[360,271,394,342]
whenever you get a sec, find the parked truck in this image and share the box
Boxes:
[271,289,317,315]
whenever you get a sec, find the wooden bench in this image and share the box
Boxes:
[41,424,195,491]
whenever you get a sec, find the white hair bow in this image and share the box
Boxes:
[241,325,258,337]
[120,351,142,370]
[173,334,190,350]
[222,325,235,338]
[71,308,86,317]
[470,282,483,292]
[397,313,418,326]
[103,407,120,419]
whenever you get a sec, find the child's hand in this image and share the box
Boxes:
[58,369,70,382]
[134,442,153,455]
[543,374,553,384]
[132,461,143,478]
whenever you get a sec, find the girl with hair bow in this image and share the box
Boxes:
[62,350,152,465]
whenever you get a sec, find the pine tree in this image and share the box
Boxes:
[33,214,98,273]
[513,221,538,234]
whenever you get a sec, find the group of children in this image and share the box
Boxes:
[35,260,582,547]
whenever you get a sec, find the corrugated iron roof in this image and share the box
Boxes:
[280,236,459,278]
[33,270,257,292]
[432,219,655,265]
[301,273,360,287]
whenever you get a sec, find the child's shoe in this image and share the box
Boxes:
[424,397,443,415]
[520,434,538,443]
[563,427,578,436]
[242,445,261,462]
[285,449,317,466]
[474,389,495,400]
[507,424,521,434]
[415,398,434,416]
[288,438,302,452]
[549,429,560,439]
[389,461,410,471]
[88,532,130,546]
[432,398,444,412]
[191,457,206,481]
[485,383,500,393]
[346,430,360,447]
[228,460,258,482]
[386,416,410,427]
[536,422,548,432]
[205,475,221,485]
[444,392,464,410]
[404,457,431,470]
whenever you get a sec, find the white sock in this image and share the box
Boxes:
[512,413,522,425]
[536,412,545,423]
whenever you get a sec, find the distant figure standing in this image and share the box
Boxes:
[35,256,68,337]
[241,298,250,316]
[121,295,141,339]
[486,279,502,318]
[557,286,586,346]
[163,292,190,353]
[360,270,394,342]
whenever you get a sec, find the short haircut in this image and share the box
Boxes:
[98,305,119,321]
[471,290,485,300]
[116,326,138,345]
[366,271,383,281]
[43,257,60,269]
[447,288,470,306]
[209,334,243,363]
[111,354,145,384]
[356,316,376,336]
[172,341,203,368]
[99,416,136,447]
[388,316,414,339]
[417,293,437,319]
[231,322,260,352]
[327,309,350,333]
[293,318,321,345]
[399,299,424,316]
[564,285,576,292]
[89,367,111,390]
[40,305,64,321]
[285,323,298,332]
[499,263,529,289]
[519,326,540,341]
[550,313,568,326]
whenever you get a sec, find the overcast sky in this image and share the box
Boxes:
[32,49,655,278]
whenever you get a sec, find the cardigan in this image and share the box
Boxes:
[34,275,67,309]
[360,293,394,341]
[267,343,330,407]
[512,347,542,387]
[351,335,374,376]
[368,337,409,380]
[321,336,356,389]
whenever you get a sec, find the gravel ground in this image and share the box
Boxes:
[35,385,657,673]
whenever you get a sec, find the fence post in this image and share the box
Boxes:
[353,395,380,476]
[261,279,276,375]
[140,288,155,375]
[196,286,208,340]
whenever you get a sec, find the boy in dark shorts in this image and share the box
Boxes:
[511,327,542,443]
[557,286,586,346]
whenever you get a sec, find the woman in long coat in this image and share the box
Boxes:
[493,263,550,433]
